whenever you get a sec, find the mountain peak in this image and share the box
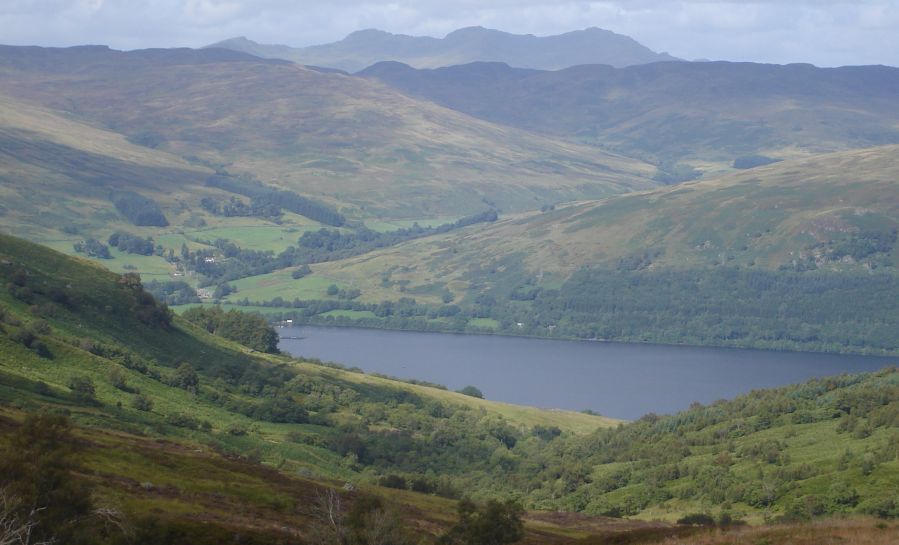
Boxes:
[344,28,394,41]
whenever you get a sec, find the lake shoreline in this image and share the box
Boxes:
[278,317,899,359]
[279,325,896,420]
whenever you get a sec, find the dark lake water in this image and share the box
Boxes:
[278,326,896,420]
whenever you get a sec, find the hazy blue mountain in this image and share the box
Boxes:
[206,26,681,71]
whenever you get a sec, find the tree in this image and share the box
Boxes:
[439,499,524,545]
[457,386,484,399]
[292,265,312,279]
[131,394,154,412]
[306,490,414,545]
[181,307,280,353]
[173,363,199,394]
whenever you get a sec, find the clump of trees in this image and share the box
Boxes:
[199,196,252,217]
[306,490,415,545]
[439,499,524,545]
[144,280,200,306]
[296,210,498,263]
[73,238,111,259]
[181,306,279,353]
[117,273,172,329]
[205,175,345,226]
[108,232,156,256]
[110,190,168,227]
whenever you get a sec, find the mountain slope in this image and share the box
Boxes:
[2,235,898,536]
[0,45,656,220]
[236,146,899,353]
[0,233,624,541]
[207,26,681,72]
[0,93,216,240]
[359,60,899,165]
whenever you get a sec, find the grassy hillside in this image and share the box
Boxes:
[0,233,611,496]
[1,236,898,543]
[359,60,899,168]
[0,45,656,220]
[311,145,899,278]
[0,93,338,281]
[226,146,899,354]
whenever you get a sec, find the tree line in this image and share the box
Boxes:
[205,174,345,227]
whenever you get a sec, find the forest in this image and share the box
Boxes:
[232,266,899,355]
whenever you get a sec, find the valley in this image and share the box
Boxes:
[2,234,898,543]
[1,19,899,543]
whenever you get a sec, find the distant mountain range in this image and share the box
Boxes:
[205,26,681,72]
[359,60,899,165]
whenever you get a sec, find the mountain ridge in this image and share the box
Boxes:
[358,59,899,165]
[206,26,681,72]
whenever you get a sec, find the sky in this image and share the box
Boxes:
[2,0,898,67]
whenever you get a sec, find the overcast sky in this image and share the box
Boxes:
[2,0,898,67]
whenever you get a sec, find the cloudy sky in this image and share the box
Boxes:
[2,0,898,67]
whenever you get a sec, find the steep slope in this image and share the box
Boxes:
[359,61,899,166]
[238,146,899,353]
[207,26,681,72]
[0,45,656,220]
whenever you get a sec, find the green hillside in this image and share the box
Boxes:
[0,235,616,540]
[227,146,899,354]
[0,45,656,221]
[1,235,898,543]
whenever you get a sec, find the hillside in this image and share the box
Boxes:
[227,146,899,354]
[0,233,622,542]
[1,236,897,543]
[207,26,681,72]
[359,60,899,166]
[0,44,656,222]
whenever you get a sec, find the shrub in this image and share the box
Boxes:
[67,376,97,403]
[26,319,50,335]
[292,265,312,279]
[676,513,716,526]
[226,423,249,436]
[456,385,484,399]
[132,394,154,412]
[378,474,407,490]
[30,340,52,359]
[166,412,210,430]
